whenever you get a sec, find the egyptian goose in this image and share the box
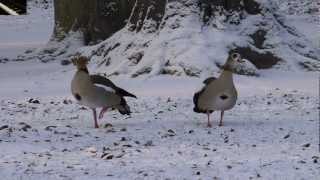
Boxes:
[71,56,137,128]
[193,53,243,127]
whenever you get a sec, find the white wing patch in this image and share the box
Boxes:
[95,84,116,93]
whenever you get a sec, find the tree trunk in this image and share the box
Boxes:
[127,0,166,33]
[53,0,167,44]
[53,0,134,45]
[47,0,319,74]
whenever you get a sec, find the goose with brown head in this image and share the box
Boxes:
[193,53,243,127]
[71,56,137,128]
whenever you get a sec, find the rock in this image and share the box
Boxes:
[63,99,71,104]
[299,61,320,71]
[243,0,261,15]
[24,49,34,54]
[312,156,319,164]
[61,60,71,66]
[131,67,152,78]
[45,126,57,131]
[28,98,40,104]
[104,123,113,128]
[167,129,176,136]
[115,153,125,158]
[283,134,290,139]
[234,58,259,76]
[54,130,67,135]
[128,51,144,65]
[250,29,267,49]
[19,122,32,132]
[144,140,153,147]
[101,153,114,160]
[216,58,259,76]
[0,57,9,63]
[302,143,310,148]
[232,47,282,69]
[298,160,306,164]
[74,134,82,137]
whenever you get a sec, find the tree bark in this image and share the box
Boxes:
[53,0,167,44]
[53,0,134,45]
[127,0,166,33]
[50,0,318,73]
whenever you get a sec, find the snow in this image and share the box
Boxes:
[76,0,320,77]
[285,15,320,48]
[0,0,53,59]
[0,0,319,179]
[0,59,318,179]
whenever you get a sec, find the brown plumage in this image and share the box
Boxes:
[193,53,243,127]
[71,56,137,128]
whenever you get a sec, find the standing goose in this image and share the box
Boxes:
[71,56,137,128]
[193,53,243,127]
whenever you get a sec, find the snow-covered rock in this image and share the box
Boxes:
[75,0,320,78]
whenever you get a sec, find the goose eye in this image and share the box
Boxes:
[232,53,239,59]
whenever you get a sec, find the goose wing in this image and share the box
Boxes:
[203,77,217,85]
[90,75,137,98]
[193,76,217,113]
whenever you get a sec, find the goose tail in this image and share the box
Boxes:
[117,98,131,115]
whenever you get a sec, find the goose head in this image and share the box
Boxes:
[71,56,89,71]
[222,53,244,71]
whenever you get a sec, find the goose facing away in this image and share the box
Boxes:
[71,56,137,128]
[193,53,243,127]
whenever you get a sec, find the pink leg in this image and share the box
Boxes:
[207,111,212,127]
[219,111,224,126]
[92,108,99,128]
[99,107,108,119]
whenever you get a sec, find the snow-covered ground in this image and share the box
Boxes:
[0,0,53,59]
[0,1,319,179]
[0,61,319,179]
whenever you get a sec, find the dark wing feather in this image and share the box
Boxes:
[203,77,217,85]
[90,75,137,98]
[193,87,206,113]
[116,88,137,98]
[193,87,213,114]
[193,77,216,114]
[118,98,131,115]
[90,75,117,89]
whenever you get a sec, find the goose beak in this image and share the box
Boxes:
[238,58,245,63]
